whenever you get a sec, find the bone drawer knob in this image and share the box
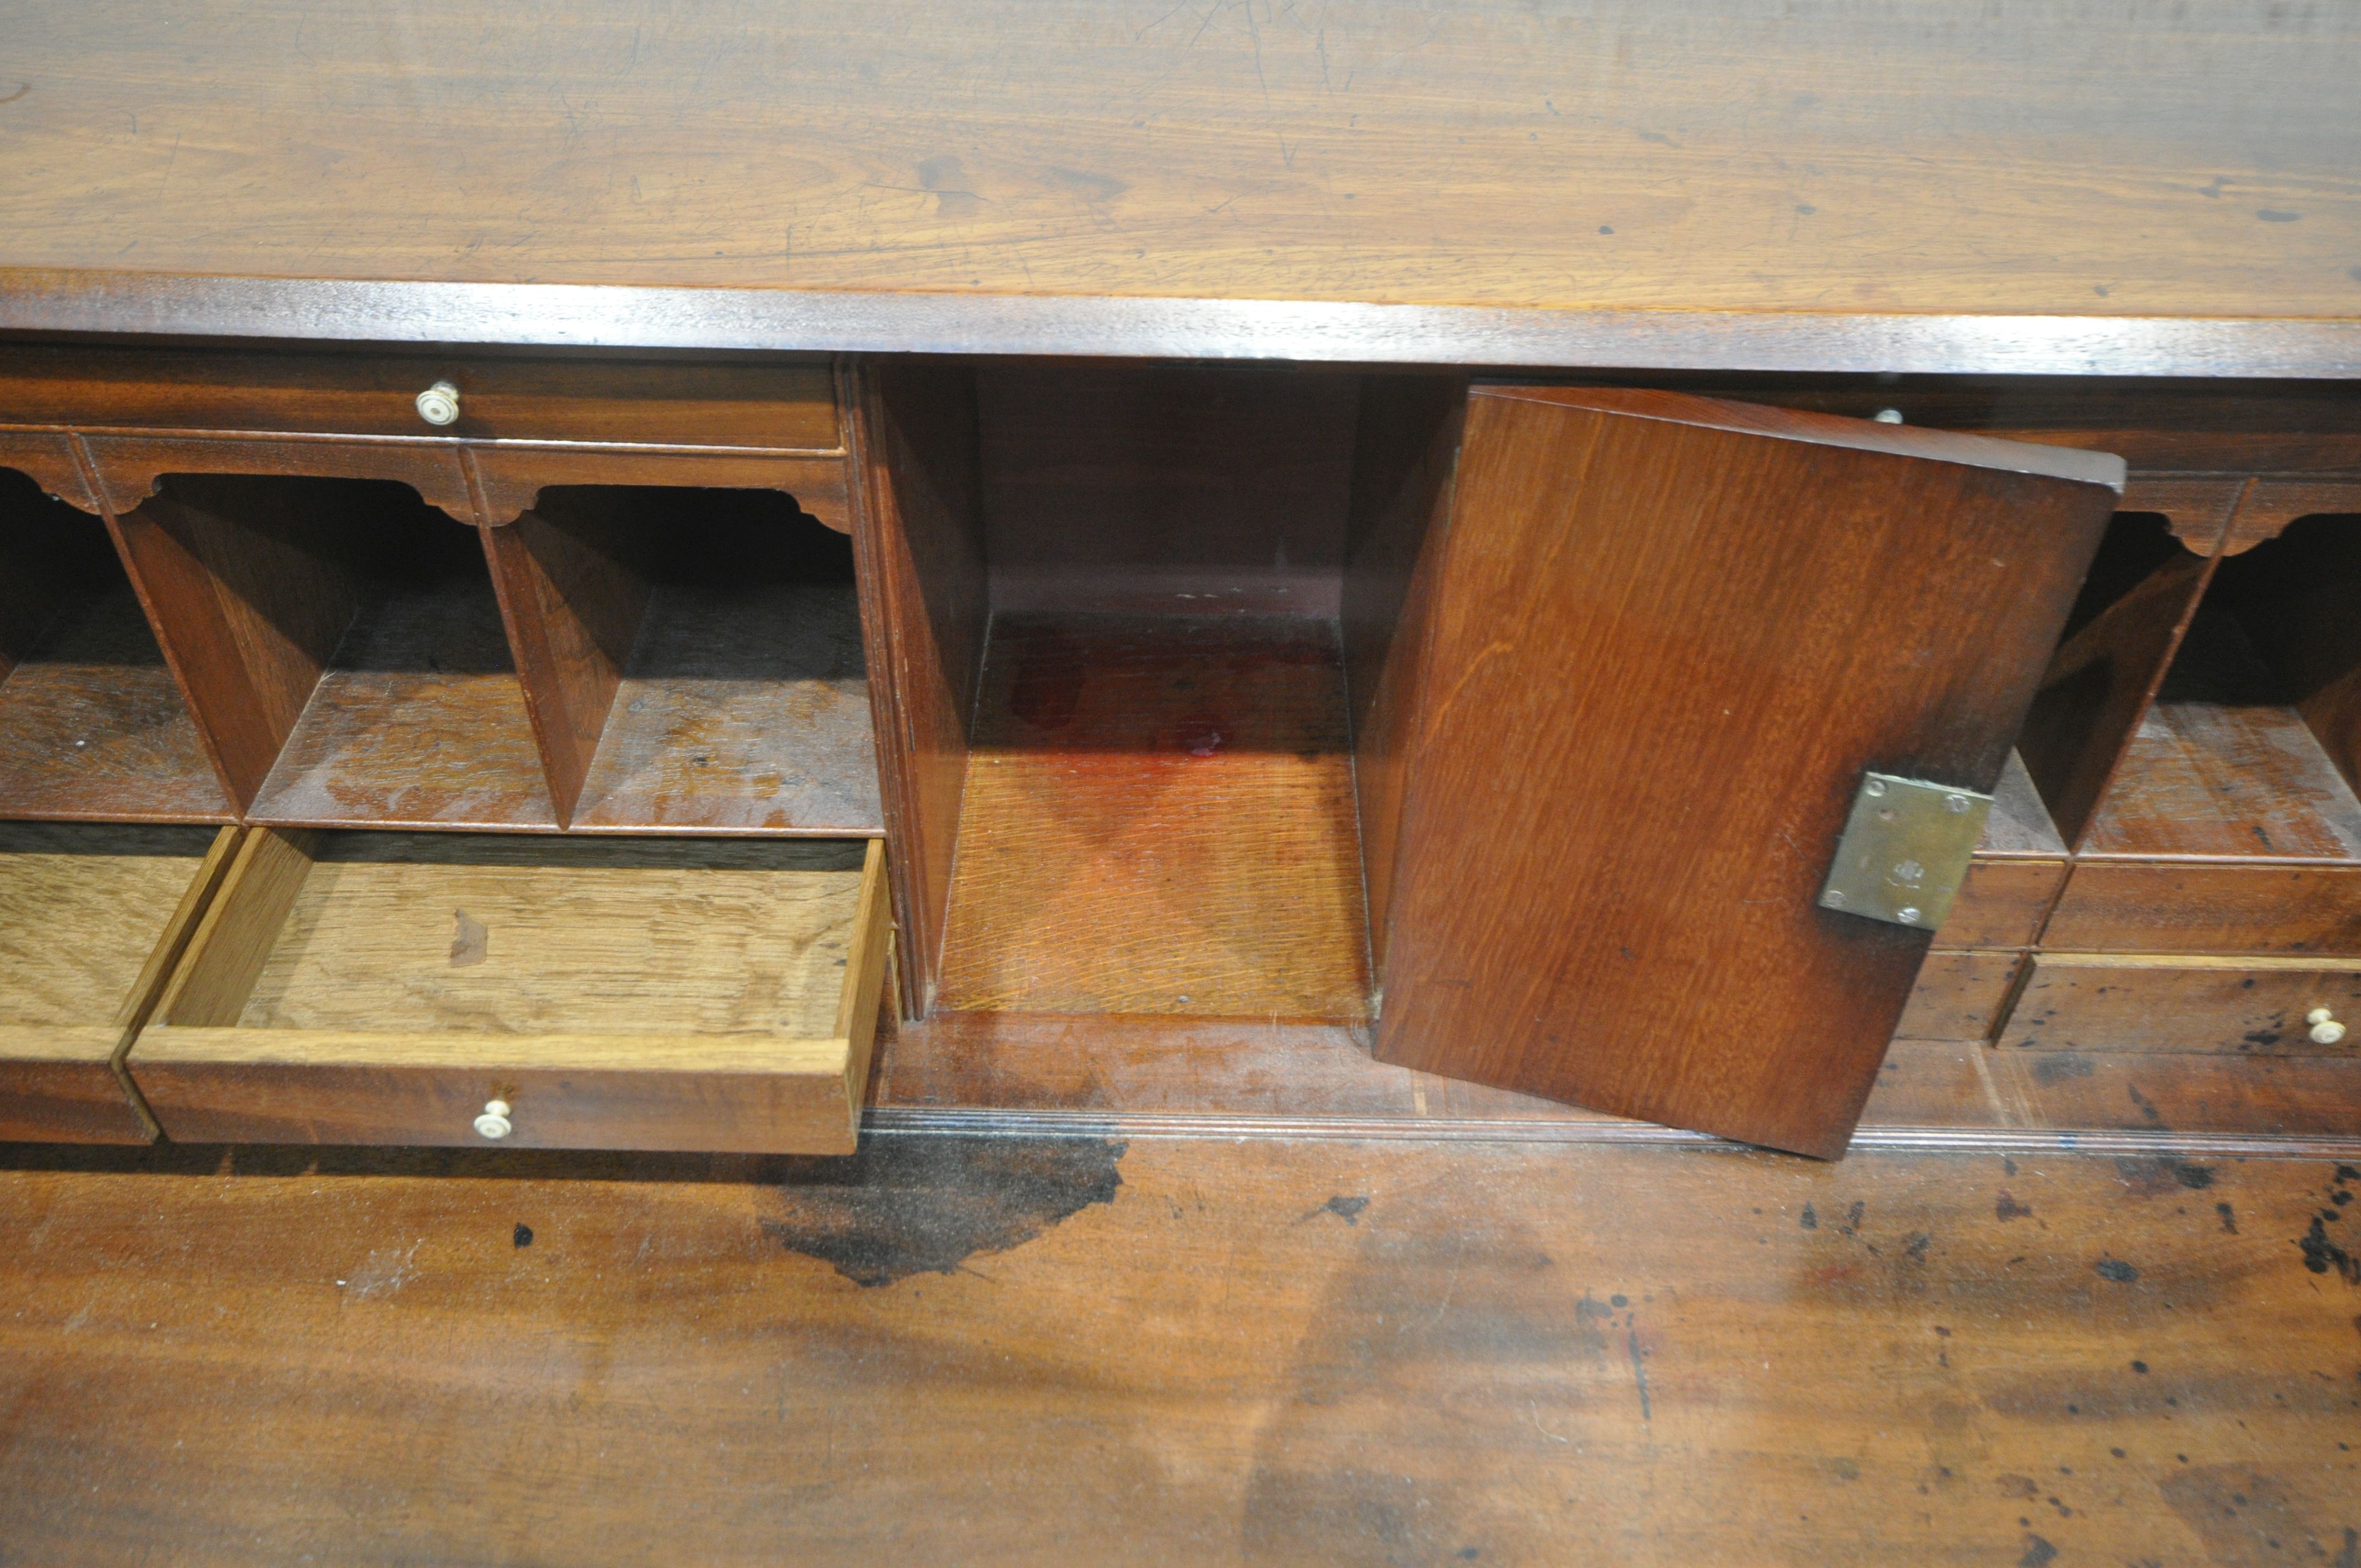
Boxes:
[415,380,463,427]
[2307,1008,2347,1046]
[474,1099,514,1140]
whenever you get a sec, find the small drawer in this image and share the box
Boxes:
[1930,858,2065,950]
[1999,954,2361,1054]
[2044,863,2361,955]
[1894,951,2025,1043]
[0,346,840,452]
[0,823,241,1142]
[129,830,891,1153]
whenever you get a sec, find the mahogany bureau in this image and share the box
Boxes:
[1,2,2355,1157]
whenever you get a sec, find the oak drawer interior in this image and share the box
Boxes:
[0,822,239,1142]
[128,829,891,1152]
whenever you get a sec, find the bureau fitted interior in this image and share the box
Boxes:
[2,356,2359,1150]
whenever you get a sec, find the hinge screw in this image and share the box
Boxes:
[1864,779,1887,797]
[1944,793,1971,813]
[1823,890,1847,908]
[1896,906,1922,924]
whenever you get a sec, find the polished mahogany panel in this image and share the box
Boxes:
[1373,387,2123,1157]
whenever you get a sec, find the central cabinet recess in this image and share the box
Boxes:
[856,362,2124,1155]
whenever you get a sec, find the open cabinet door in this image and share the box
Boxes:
[1368,386,2125,1157]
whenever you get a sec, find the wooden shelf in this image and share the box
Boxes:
[935,612,1371,1021]
[2080,605,2361,862]
[249,559,557,831]
[549,490,881,836]
[0,471,231,823]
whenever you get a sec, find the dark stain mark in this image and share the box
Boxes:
[758,1134,1124,1287]
[1903,1233,1932,1262]
[0,81,28,106]
[1625,1327,1652,1421]
[2297,1215,2360,1283]
[512,1223,533,1248]
[2003,1156,2017,1175]
[2243,1027,2284,1048]
[2093,284,2111,296]
[2131,1359,2148,1374]
[1044,167,1129,203]
[915,155,985,220]
[2020,1533,2058,1567]
[2030,1053,2093,1085]
[2095,1259,2140,1283]
[1457,1550,1481,1561]
[1840,1200,1865,1237]
[1796,203,1817,215]
[1609,1293,1628,1309]
[1597,224,1614,235]
[1799,1202,1819,1230]
[2256,209,2303,222]
[1996,1191,2034,1222]
[2336,1190,2353,1206]
[2110,1447,2127,1458]
[2127,1084,2166,1125]
[2116,1157,2212,1195]
[1998,1474,2039,1499]
[2342,1166,2361,1181]
[1312,1195,1369,1225]
[2350,265,2361,284]
[2337,1527,2360,1568]
[2217,1201,2238,1234]
[1634,128,1680,148]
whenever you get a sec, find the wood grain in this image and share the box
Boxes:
[976,363,1361,617]
[484,495,652,826]
[0,343,838,450]
[1340,373,1467,975]
[2224,480,2361,555]
[1374,387,2122,1157]
[847,361,989,1016]
[2043,864,2361,958]
[84,434,478,524]
[0,430,96,515]
[469,448,852,532]
[4,1135,2360,1563]
[573,581,879,836]
[2003,955,2361,1056]
[936,614,1370,1020]
[105,476,373,809]
[245,522,557,830]
[3,1,2359,361]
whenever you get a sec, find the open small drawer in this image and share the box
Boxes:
[0,824,241,1142]
[127,830,891,1153]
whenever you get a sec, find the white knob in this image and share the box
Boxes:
[474,1098,513,1140]
[1873,407,1905,424]
[2307,1008,2347,1046]
[415,380,463,427]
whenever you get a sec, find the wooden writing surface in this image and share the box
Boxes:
[1,3,2357,370]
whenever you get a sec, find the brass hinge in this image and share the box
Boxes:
[1817,772,1992,931]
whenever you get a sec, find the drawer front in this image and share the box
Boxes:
[1,346,840,452]
[1931,858,2066,950]
[2000,955,2361,1054]
[1894,951,2024,1043]
[0,1031,153,1144]
[130,1037,867,1153]
[2044,863,2361,955]
[130,831,891,1154]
